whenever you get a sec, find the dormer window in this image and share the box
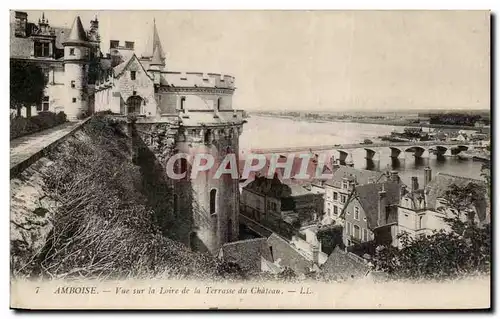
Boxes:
[69,48,75,56]
[342,181,348,189]
[34,42,50,57]
[130,71,136,80]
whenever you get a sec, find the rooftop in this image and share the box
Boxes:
[324,166,386,188]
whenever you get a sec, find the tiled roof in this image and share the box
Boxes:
[64,16,88,44]
[320,246,370,280]
[355,181,402,229]
[10,26,33,58]
[10,21,85,59]
[425,173,488,221]
[113,54,135,76]
[267,233,312,275]
[219,238,272,274]
[243,175,318,199]
[324,166,385,188]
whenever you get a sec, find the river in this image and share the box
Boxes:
[239,116,485,186]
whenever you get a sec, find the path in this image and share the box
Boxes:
[10,120,85,173]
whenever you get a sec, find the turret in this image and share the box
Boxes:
[63,16,90,119]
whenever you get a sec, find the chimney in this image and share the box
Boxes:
[400,184,408,198]
[424,167,432,188]
[378,184,387,226]
[411,176,419,192]
[390,170,400,183]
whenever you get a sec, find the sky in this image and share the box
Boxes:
[21,10,491,111]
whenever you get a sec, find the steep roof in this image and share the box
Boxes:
[142,19,166,59]
[425,173,488,221]
[63,16,88,45]
[219,238,272,274]
[324,166,385,188]
[267,233,312,275]
[113,53,152,80]
[321,247,370,280]
[243,175,319,199]
[150,44,164,66]
[355,181,402,229]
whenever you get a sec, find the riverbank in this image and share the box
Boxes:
[252,114,484,131]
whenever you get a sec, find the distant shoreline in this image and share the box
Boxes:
[251,114,483,131]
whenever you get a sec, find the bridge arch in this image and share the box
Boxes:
[364,148,377,160]
[405,146,426,158]
[389,147,403,158]
[435,145,448,156]
[450,145,469,155]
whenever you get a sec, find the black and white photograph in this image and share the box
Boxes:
[9,9,491,309]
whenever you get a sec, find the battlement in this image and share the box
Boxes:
[161,71,235,90]
[109,40,135,51]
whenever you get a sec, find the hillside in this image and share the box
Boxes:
[10,114,222,281]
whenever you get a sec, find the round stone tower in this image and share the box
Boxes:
[137,20,246,255]
[62,16,90,119]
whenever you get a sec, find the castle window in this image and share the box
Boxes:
[210,189,217,215]
[204,129,212,144]
[126,95,142,115]
[71,80,75,88]
[130,71,136,80]
[34,42,50,57]
[69,48,75,56]
[42,96,49,111]
[180,96,186,112]
[72,98,77,103]
[216,97,221,111]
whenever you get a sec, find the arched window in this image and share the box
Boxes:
[126,95,142,114]
[216,97,221,111]
[180,96,186,112]
[210,189,217,215]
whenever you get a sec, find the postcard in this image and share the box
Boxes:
[10,9,491,309]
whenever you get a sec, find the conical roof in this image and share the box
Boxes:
[150,44,164,66]
[63,16,88,46]
[142,19,165,59]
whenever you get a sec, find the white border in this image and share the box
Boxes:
[2,0,498,317]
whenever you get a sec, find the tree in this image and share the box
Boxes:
[10,60,47,117]
[372,182,491,280]
[373,219,490,280]
[442,183,485,224]
[317,225,344,255]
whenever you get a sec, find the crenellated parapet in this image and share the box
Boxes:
[160,71,235,91]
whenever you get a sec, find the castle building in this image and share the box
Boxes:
[10,11,246,255]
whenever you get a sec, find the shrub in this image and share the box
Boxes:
[10,111,68,140]
[14,115,221,280]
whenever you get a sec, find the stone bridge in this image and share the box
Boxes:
[249,141,474,162]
